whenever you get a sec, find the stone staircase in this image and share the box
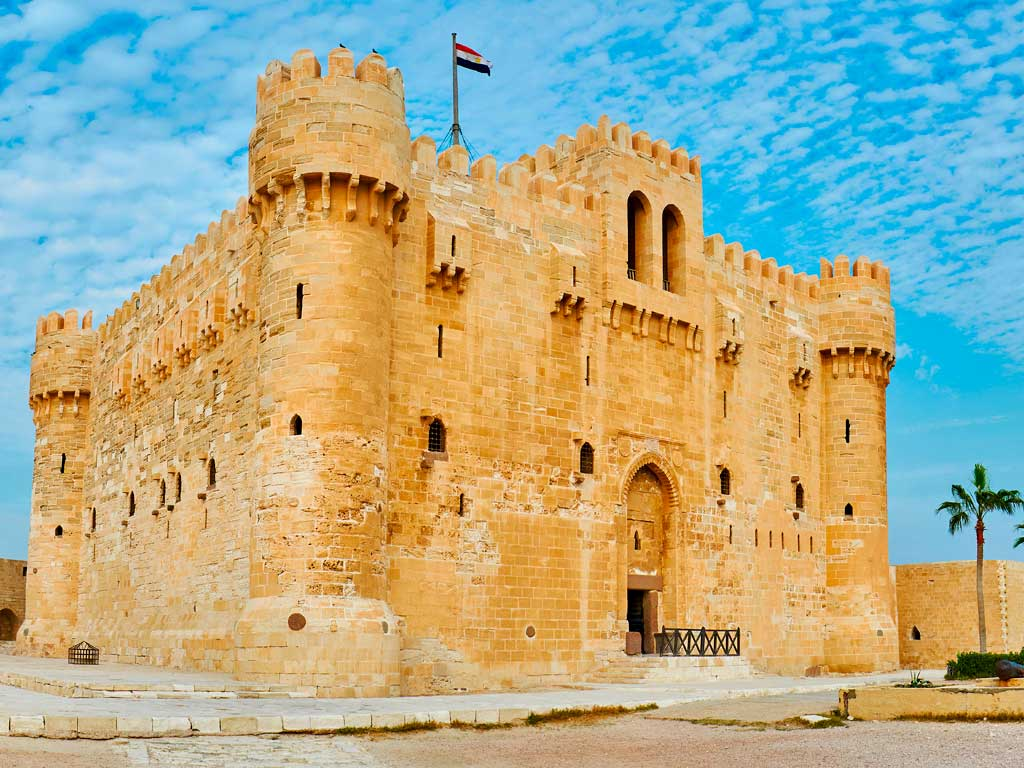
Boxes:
[586,654,753,684]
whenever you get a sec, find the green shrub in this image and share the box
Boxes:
[945,649,1024,679]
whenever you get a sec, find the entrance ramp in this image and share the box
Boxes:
[585,654,753,684]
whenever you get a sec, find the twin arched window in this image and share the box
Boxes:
[626,192,684,292]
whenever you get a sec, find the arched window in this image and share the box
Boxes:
[719,468,731,496]
[844,503,853,517]
[428,419,446,453]
[911,626,921,641]
[208,458,217,489]
[129,491,136,517]
[54,525,63,537]
[175,473,182,503]
[626,192,650,281]
[845,419,851,443]
[579,442,594,474]
[60,453,66,474]
[661,205,683,292]
[290,414,303,436]
[159,479,166,507]
[634,530,641,551]
[296,283,304,319]
[795,483,805,509]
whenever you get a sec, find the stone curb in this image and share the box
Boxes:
[0,678,890,740]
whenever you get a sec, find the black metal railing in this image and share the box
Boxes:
[655,627,740,657]
[627,268,637,280]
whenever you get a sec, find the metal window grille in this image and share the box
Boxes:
[68,641,99,665]
[579,443,594,474]
[627,268,637,280]
[428,420,445,453]
[720,468,731,495]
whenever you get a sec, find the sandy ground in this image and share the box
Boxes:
[3,691,1023,767]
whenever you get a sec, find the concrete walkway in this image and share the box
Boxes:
[0,654,945,739]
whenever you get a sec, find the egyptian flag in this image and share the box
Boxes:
[456,42,492,76]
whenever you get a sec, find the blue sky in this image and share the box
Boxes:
[0,0,1022,564]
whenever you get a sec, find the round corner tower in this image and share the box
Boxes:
[235,47,410,695]
[816,255,899,673]
[21,309,96,656]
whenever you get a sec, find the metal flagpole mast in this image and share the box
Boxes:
[451,32,460,146]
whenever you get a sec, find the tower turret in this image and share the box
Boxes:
[817,255,898,672]
[234,48,410,695]
[20,309,96,655]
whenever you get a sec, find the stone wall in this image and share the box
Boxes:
[21,45,900,694]
[0,559,27,642]
[896,560,1024,669]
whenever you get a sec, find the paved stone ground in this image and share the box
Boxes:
[648,689,840,721]
[2,710,1023,767]
[0,667,939,719]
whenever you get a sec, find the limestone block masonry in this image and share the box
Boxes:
[20,45,900,696]
[896,560,1024,669]
[0,559,26,642]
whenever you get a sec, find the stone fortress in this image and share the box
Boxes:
[21,45,900,696]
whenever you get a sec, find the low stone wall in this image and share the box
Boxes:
[844,682,1024,721]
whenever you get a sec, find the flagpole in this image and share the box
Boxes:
[451,32,460,147]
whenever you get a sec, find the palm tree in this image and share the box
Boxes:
[936,464,1023,653]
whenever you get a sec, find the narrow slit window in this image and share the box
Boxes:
[91,509,96,532]
[795,483,805,509]
[798,412,802,438]
[634,530,641,551]
[451,234,456,262]
[572,265,577,286]
[845,419,851,443]
[437,324,443,358]
[129,491,135,517]
[428,419,446,453]
[579,442,594,474]
[719,467,731,496]
[159,479,166,508]
[585,355,590,386]
[208,458,217,489]
[845,503,854,517]
[296,283,304,319]
[728,525,733,545]
[458,493,465,517]
[60,453,66,474]
[54,525,63,537]
[797,534,801,552]
[290,414,303,436]
[769,530,773,548]
[723,390,728,418]
[755,529,759,547]
[810,536,814,553]
[175,473,182,503]
[781,532,785,549]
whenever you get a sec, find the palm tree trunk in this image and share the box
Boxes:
[976,520,986,653]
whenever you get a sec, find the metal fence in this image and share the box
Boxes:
[655,627,740,657]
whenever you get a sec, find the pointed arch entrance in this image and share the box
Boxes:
[621,454,680,654]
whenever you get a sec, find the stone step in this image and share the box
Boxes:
[586,654,753,684]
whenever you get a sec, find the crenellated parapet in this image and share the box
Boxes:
[817,254,895,383]
[29,309,96,423]
[703,234,821,301]
[248,48,410,241]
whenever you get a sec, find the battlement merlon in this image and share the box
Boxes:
[410,113,700,193]
[249,48,411,211]
[817,254,896,378]
[29,309,97,411]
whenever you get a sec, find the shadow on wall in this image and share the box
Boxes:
[0,608,20,641]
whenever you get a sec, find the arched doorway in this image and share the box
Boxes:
[625,465,668,654]
[0,609,19,641]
